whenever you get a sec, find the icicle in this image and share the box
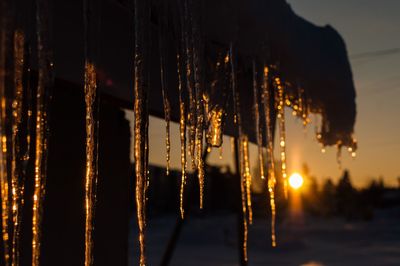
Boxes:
[206,106,223,148]
[241,136,253,224]
[23,47,33,166]
[240,178,248,261]
[194,49,204,210]
[230,43,248,261]
[275,77,288,199]
[206,54,225,153]
[187,0,205,209]
[83,61,98,266]
[252,61,265,180]
[196,128,204,210]
[160,53,171,176]
[297,85,309,126]
[0,6,10,264]
[314,113,320,137]
[182,0,196,170]
[229,137,233,153]
[336,143,342,170]
[0,119,10,266]
[203,92,209,117]
[83,0,101,264]
[229,45,239,132]
[134,0,150,264]
[262,66,277,247]
[302,94,309,126]
[177,52,187,219]
[32,0,54,264]
[11,29,25,266]
[0,102,10,266]
[176,1,188,219]
[238,138,248,262]
[209,52,222,100]
[158,3,171,176]
[268,175,277,248]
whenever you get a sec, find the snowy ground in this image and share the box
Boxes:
[129,208,400,266]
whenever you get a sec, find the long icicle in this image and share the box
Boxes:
[191,5,205,210]
[11,29,25,266]
[158,3,171,176]
[238,137,248,262]
[0,3,11,263]
[230,44,248,262]
[176,0,188,219]
[134,0,150,264]
[252,60,265,181]
[242,136,253,225]
[83,0,101,264]
[83,61,97,266]
[182,0,196,170]
[262,66,277,247]
[275,77,288,199]
[177,51,187,219]
[32,0,54,264]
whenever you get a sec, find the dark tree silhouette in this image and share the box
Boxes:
[336,170,358,220]
[320,178,337,217]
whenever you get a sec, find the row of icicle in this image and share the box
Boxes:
[0,0,100,265]
[0,0,358,266]
[0,0,53,266]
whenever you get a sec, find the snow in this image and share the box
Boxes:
[129,208,400,265]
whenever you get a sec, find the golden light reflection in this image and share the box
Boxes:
[289,173,304,189]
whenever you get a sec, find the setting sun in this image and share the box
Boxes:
[289,173,304,189]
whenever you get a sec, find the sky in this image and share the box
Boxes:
[127,0,400,187]
[284,0,400,186]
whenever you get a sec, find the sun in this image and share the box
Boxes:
[289,173,304,189]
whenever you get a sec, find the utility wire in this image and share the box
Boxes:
[350,48,400,60]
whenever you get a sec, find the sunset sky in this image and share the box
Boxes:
[285,0,400,186]
[127,0,400,187]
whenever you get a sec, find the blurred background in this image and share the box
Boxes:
[126,1,400,265]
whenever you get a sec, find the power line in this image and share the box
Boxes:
[350,48,400,60]
[359,85,400,97]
